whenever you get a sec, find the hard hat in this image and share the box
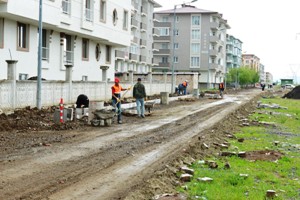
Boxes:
[185,80,188,82]
[115,78,120,83]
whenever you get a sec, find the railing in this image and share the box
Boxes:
[42,47,49,61]
[139,55,146,62]
[64,50,73,64]
[152,28,160,36]
[129,53,138,61]
[158,62,170,68]
[131,36,139,44]
[153,35,170,41]
[140,22,147,31]
[140,39,146,47]
[85,8,94,22]
[115,50,125,58]
[62,0,71,15]
[131,18,138,28]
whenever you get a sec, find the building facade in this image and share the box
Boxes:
[259,63,265,83]
[0,0,132,81]
[153,4,230,88]
[114,0,161,79]
[242,54,260,72]
[265,72,273,85]
[226,34,242,69]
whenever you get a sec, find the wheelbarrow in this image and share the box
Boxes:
[90,108,116,127]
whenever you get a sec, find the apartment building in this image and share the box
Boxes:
[0,0,131,81]
[226,34,242,69]
[115,0,161,77]
[242,54,260,72]
[259,63,266,83]
[265,72,273,85]
[153,4,230,88]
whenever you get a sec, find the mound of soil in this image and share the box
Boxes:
[282,85,300,99]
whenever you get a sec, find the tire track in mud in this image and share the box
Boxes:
[1,101,232,200]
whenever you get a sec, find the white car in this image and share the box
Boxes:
[283,84,295,89]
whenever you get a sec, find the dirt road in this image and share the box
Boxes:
[0,89,261,200]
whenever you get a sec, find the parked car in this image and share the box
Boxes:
[282,84,295,89]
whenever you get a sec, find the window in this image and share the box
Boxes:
[64,34,73,64]
[191,57,200,67]
[174,43,179,49]
[130,44,138,54]
[113,9,118,26]
[174,56,178,63]
[100,0,106,22]
[192,16,200,25]
[19,73,28,80]
[174,29,179,36]
[82,38,89,60]
[159,28,169,36]
[162,57,168,63]
[62,0,71,15]
[0,18,3,48]
[17,22,29,50]
[123,10,128,30]
[161,43,168,49]
[105,45,111,63]
[82,76,88,81]
[191,43,200,54]
[41,29,49,60]
[162,16,168,22]
[85,0,93,22]
[191,29,200,39]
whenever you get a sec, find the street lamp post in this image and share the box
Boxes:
[171,0,198,94]
[37,0,43,110]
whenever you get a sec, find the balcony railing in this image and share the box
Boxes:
[62,0,71,15]
[139,55,146,63]
[131,36,139,44]
[129,53,138,61]
[153,35,171,41]
[140,39,146,47]
[152,28,160,36]
[42,47,49,61]
[85,8,94,22]
[131,18,138,28]
[141,5,148,15]
[154,49,171,55]
[140,22,147,32]
[154,21,171,27]
[115,50,125,59]
[64,50,73,64]
[158,62,170,68]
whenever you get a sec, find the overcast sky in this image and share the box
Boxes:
[154,0,300,82]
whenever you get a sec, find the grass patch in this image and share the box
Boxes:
[180,97,300,200]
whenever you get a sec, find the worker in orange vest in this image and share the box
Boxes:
[178,80,188,95]
[111,78,130,124]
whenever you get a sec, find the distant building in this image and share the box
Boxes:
[226,34,243,69]
[115,0,161,77]
[242,54,260,72]
[153,4,230,88]
[259,64,265,83]
[265,72,273,84]
[0,0,132,81]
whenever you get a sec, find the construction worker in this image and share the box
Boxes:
[133,78,146,118]
[219,82,225,97]
[111,78,130,124]
[177,80,188,95]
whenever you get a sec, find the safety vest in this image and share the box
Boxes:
[219,83,224,89]
[111,84,122,95]
[182,81,187,87]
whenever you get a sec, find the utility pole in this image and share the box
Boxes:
[37,0,43,109]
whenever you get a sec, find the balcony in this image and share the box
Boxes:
[141,5,147,16]
[154,49,171,55]
[131,18,138,29]
[210,35,219,43]
[154,21,171,28]
[140,39,146,48]
[210,22,219,30]
[152,28,160,37]
[129,53,138,62]
[115,50,125,60]
[131,36,139,44]
[139,55,146,63]
[153,35,171,41]
[131,1,138,12]
[140,22,147,32]
[152,43,159,52]
[209,49,218,56]
[152,58,158,66]
[158,62,171,68]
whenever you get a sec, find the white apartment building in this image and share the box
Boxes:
[0,0,131,81]
[115,0,161,78]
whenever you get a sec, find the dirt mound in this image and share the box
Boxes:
[0,106,86,132]
[282,85,300,99]
[244,150,283,161]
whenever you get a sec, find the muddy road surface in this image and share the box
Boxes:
[0,90,261,200]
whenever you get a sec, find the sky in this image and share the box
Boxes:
[154,0,300,82]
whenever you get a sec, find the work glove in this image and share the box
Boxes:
[127,86,131,91]
[117,98,121,102]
